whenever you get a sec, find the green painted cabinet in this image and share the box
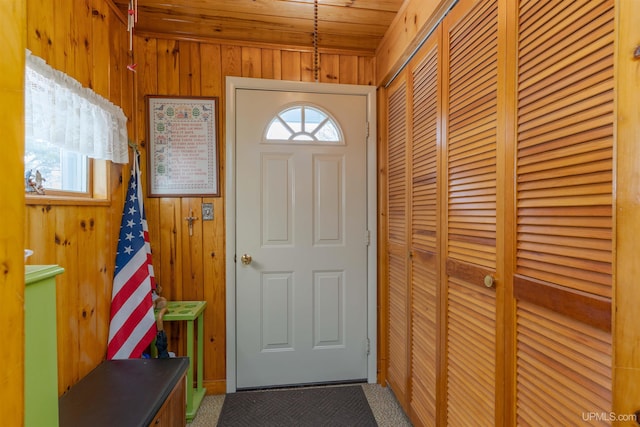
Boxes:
[25,265,64,427]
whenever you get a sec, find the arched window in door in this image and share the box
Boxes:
[265,104,344,144]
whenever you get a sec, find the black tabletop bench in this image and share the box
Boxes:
[59,358,189,427]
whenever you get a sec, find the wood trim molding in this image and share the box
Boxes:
[446,258,496,290]
[105,0,127,25]
[134,30,376,58]
[411,248,437,267]
[614,0,640,418]
[203,380,226,396]
[514,275,611,332]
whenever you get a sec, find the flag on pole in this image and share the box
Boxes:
[107,151,156,359]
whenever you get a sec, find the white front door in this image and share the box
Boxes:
[234,87,370,389]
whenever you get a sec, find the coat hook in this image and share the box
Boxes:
[634,46,640,60]
[128,140,140,154]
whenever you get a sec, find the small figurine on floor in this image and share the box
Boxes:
[153,284,170,358]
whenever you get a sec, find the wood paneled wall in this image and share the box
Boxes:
[376,0,457,86]
[18,0,639,422]
[131,35,376,393]
[23,0,376,398]
[1,1,27,426]
[24,0,133,394]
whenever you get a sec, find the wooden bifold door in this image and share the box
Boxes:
[382,0,614,425]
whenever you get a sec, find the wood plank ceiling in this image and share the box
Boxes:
[112,0,404,53]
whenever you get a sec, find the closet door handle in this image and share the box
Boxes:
[483,275,495,288]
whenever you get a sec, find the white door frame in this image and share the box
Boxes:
[225,77,377,393]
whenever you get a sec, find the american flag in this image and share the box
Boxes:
[107,151,156,359]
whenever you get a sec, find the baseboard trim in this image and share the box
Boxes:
[204,379,226,395]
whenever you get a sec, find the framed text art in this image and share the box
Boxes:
[146,95,219,197]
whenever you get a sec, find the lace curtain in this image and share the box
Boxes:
[24,50,129,164]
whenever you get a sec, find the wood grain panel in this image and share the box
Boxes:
[514,275,610,333]
[76,207,103,378]
[261,49,281,80]
[242,47,262,78]
[376,0,456,85]
[408,40,440,426]
[376,84,390,390]
[516,300,612,425]
[387,82,408,245]
[516,0,614,298]
[282,51,302,81]
[375,0,625,425]
[614,0,640,418]
[112,0,402,53]
[199,43,226,385]
[385,76,409,407]
[1,2,26,422]
[26,204,119,393]
[446,278,496,426]
[410,250,438,426]
[153,37,185,357]
[442,0,498,425]
[446,258,494,290]
[411,45,439,254]
[74,0,92,87]
[339,56,358,85]
[57,208,83,391]
[27,0,55,62]
[514,0,614,423]
[445,0,498,270]
[388,246,409,406]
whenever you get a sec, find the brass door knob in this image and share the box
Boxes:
[241,254,252,265]
[484,275,495,288]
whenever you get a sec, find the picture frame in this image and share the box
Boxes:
[146,95,220,197]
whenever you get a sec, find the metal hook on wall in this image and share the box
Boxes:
[128,140,140,154]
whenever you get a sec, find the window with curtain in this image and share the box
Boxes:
[24,50,129,195]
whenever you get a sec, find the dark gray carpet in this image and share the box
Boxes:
[216,385,378,426]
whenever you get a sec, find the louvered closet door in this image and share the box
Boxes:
[386,77,409,407]
[514,0,614,423]
[409,34,440,427]
[442,0,499,425]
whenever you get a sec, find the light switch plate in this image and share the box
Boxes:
[202,203,213,220]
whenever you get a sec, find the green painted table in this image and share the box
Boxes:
[153,300,207,422]
[25,265,64,427]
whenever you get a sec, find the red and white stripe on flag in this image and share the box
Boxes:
[107,151,156,359]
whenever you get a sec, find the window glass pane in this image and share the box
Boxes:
[265,104,343,144]
[315,122,340,141]
[266,119,292,140]
[25,138,88,193]
[61,150,88,192]
[292,134,314,141]
[303,107,326,133]
[280,108,303,132]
